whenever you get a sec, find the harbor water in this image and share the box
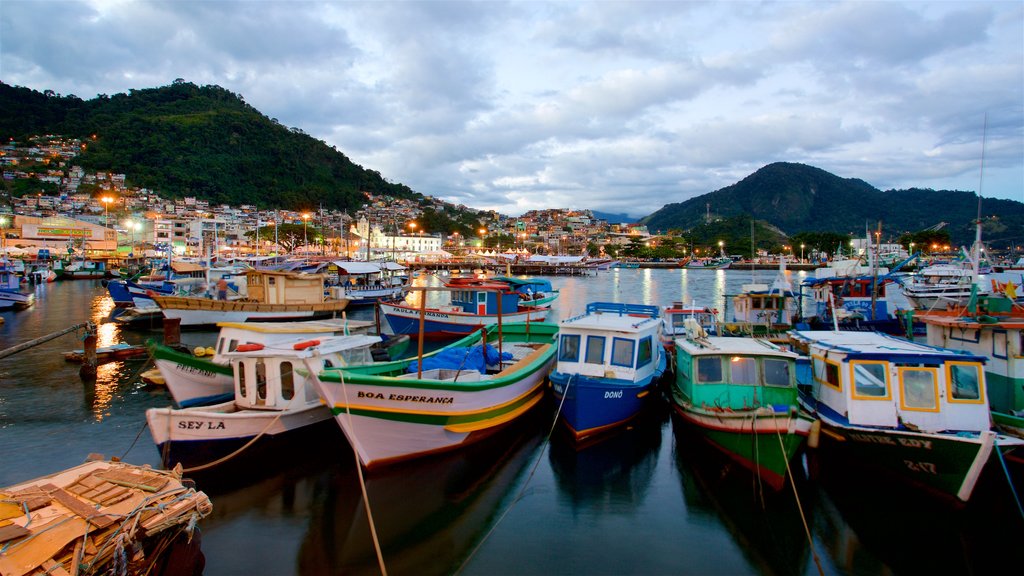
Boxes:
[1,268,1021,576]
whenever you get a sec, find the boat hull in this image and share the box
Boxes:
[549,369,661,442]
[150,343,234,407]
[380,301,549,337]
[671,404,812,490]
[153,295,349,327]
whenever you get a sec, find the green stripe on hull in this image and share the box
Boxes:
[818,425,994,500]
[149,341,232,375]
[329,384,545,427]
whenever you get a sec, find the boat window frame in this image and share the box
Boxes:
[729,355,758,386]
[637,336,653,368]
[762,357,792,388]
[610,337,635,368]
[695,355,724,384]
[237,358,248,398]
[949,327,979,344]
[992,330,1008,360]
[945,361,985,405]
[898,366,940,412]
[280,360,295,401]
[558,334,581,363]
[811,354,842,392]
[850,360,891,401]
[584,335,606,365]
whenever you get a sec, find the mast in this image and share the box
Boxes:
[972,113,986,278]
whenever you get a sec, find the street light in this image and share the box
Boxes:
[302,213,311,254]
[800,243,805,263]
[101,196,112,229]
[125,220,138,257]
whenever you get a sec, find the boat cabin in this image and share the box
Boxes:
[448,286,523,315]
[673,337,800,411]
[662,301,718,339]
[213,319,376,363]
[790,330,991,433]
[245,269,328,305]
[556,302,662,383]
[225,335,380,410]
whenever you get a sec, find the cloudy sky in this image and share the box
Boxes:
[3,1,1022,217]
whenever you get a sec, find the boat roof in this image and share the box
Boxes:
[914,311,1024,329]
[789,330,987,362]
[674,336,797,358]
[560,302,661,333]
[221,334,382,358]
[216,318,375,334]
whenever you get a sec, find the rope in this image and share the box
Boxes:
[773,418,824,576]
[454,373,573,576]
[178,412,284,473]
[993,437,1024,520]
[121,419,150,460]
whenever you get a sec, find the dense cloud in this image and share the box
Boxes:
[2,0,1021,216]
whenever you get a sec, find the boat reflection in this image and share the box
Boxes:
[548,402,666,510]
[298,408,546,576]
[671,413,815,576]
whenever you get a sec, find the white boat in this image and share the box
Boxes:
[147,334,383,470]
[662,300,718,342]
[149,317,377,407]
[900,262,989,310]
[719,261,798,340]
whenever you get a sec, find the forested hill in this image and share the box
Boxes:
[640,162,1024,248]
[0,80,420,211]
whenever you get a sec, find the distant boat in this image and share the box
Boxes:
[450,275,560,308]
[669,330,813,490]
[900,262,989,311]
[719,262,798,340]
[55,258,107,280]
[612,261,640,269]
[800,256,916,335]
[685,257,731,269]
[379,284,549,338]
[314,321,558,469]
[791,329,1024,502]
[147,334,384,470]
[549,302,666,443]
[661,300,718,342]
[0,264,34,310]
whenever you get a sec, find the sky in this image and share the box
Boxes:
[2,1,1022,218]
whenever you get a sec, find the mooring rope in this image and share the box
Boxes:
[993,436,1024,520]
[179,412,284,473]
[454,372,572,576]
[774,419,824,576]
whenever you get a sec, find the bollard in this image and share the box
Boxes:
[163,317,182,347]
[79,322,97,379]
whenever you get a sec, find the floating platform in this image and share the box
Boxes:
[0,455,212,576]
[63,343,149,363]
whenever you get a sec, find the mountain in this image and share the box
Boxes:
[591,211,635,224]
[640,162,1024,248]
[0,80,420,211]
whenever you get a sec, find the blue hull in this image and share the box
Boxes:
[107,279,173,306]
[550,372,658,440]
[384,313,487,337]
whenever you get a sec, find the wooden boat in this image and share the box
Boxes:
[147,334,383,470]
[318,260,407,306]
[487,276,560,307]
[313,321,558,469]
[719,264,799,341]
[800,257,917,335]
[661,300,718,343]
[0,265,34,310]
[916,292,1024,437]
[669,331,814,490]
[0,455,211,576]
[149,317,379,408]
[685,257,731,269]
[379,284,549,338]
[790,329,1024,502]
[63,342,149,363]
[151,269,348,327]
[549,302,666,442]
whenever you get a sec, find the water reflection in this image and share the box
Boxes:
[671,414,815,576]
[298,411,545,576]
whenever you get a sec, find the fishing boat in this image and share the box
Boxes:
[916,291,1024,437]
[55,258,108,280]
[378,284,550,338]
[315,260,407,306]
[448,275,560,308]
[0,264,34,310]
[312,321,558,469]
[718,262,799,340]
[0,456,211,576]
[149,317,382,408]
[669,328,814,490]
[147,334,383,470]
[790,329,1024,502]
[548,302,666,442]
[900,262,989,311]
[685,257,732,269]
[661,300,718,342]
[151,269,349,327]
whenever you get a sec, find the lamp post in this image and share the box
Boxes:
[125,220,138,258]
[0,215,6,258]
[718,240,724,258]
[302,213,310,254]
[800,243,805,263]
[101,196,112,230]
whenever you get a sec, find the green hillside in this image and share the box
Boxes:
[641,162,1023,248]
[0,80,420,211]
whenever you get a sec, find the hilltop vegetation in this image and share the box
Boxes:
[0,80,420,212]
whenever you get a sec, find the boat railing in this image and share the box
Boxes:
[583,301,661,318]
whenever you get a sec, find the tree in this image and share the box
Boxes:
[245,222,316,253]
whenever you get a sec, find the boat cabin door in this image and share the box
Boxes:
[234,357,303,409]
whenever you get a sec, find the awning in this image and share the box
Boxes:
[330,261,382,274]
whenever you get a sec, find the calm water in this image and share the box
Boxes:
[1,269,1021,576]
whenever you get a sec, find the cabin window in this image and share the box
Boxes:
[752,298,763,309]
[228,339,239,352]
[238,360,247,397]
[637,336,653,368]
[730,357,757,385]
[280,361,295,400]
[812,355,842,392]
[696,356,723,383]
[992,331,1008,360]
[899,367,939,411]
[256,359,268,403]
[763,358,791,387]
[946,362,983,403]
[611,338,635,368]
[671,315,688,331]
[950,328,979,344]
[217,338,225,355]
[559,334,580,362]
[584,336,606,365]
[851,361,889,399]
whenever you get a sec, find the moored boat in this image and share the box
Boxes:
[147,334,383,470]
[313,321,558,469]
[661,300,718,343]
[790,329,1024,502]
[669,330,813,490]
[379,284,549,338]
[549,302,666,442]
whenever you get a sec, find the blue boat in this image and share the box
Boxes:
[550,302,666,442]
[379,283,550,338]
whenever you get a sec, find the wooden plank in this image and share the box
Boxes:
[72,475,105,490]
[94,486,129,506]
[41,559,72,576]
[0,523,30,543]
[0,517,87,576]
[94,470,168,493]
[0,501,25,522]
[40,485,113,529]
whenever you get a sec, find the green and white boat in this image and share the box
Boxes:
[670,332,815,491]
[791,329,1024,502]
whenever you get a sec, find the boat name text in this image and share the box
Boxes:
[846,433,932,450]
[357,391,454,404]
[177,420,225,430]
